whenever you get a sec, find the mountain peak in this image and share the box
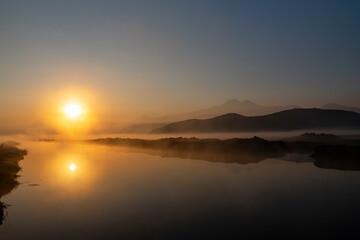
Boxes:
[241,100,254,104]
[224,99,240,105]
[222,99,256,106]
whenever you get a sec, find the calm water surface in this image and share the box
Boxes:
[1,141,360,239]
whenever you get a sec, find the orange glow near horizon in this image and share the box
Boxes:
[57,98,90,135]
[43,88,98,137]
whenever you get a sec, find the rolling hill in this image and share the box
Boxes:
[138,99,299,123]
[321,103,360,114]
[150,108,360,133]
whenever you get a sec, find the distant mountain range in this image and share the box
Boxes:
[151,108,360,133]
[144,99,299,123]
[321,103,360,113]
[119,123,167,134]
[119,100,360,134]
[121,99,299,133]
[173,99,300,119]
[143,100,360,123]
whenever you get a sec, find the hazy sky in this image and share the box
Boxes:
[1,0,360,127]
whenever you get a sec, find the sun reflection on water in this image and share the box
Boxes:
[25,142,115,199]
[39,145,102,196]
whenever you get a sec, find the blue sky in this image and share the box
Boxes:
[0,0,359,123]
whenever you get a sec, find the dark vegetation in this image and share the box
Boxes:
[89,137,288,163]
[0,143,27,225]
[312,145,360,171]
[88,133,360,170]
[286,132,343,142]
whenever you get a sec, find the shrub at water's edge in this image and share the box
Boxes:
[0,143,27,197]
[0,143,27,225]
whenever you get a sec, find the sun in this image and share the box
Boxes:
[63,102,83,119]
[69,163,76,171]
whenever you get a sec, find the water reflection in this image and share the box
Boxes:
[37,144,106,198]
[1,141,360,239]
[88,137,289,165]
[116,146,290,164]
[1,141,102,226]
[95,143,360,171]
[0,143,27,225]
[88,137,360,171]
[312,145,360,170]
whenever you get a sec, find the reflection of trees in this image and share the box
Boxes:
[90,137,289,164]
[0,202,6,225]
[312,145,360,171]
[0,143,27,225]
[90,137,360,170]
[118,145,287,164]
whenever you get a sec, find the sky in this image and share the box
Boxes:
[0,0,360,131]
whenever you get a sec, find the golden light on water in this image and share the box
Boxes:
[39,145,106,196]
[63,102,83,119]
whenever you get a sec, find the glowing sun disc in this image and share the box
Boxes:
[64,102,83,119]
[69,163,76,171]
